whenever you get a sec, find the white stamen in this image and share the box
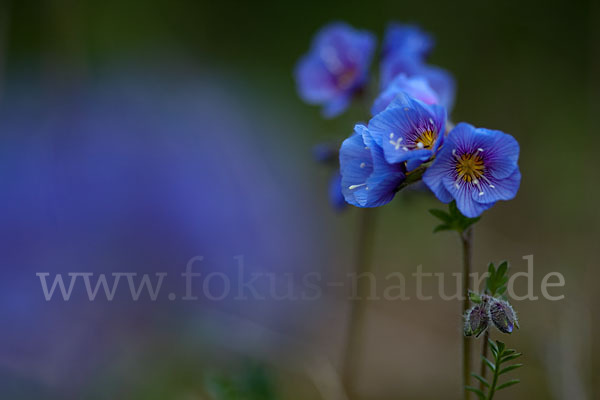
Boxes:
[389,137,403,150]
[389,132,394,138]
[479,191,484,196]
[360,162,366,168]
[348,183,367,190]
[402,146,409,151]
[454,183,460,189]
[489,184,495,188]
[477,148,484,152]
[429,118,434,125]
[452,148,457,156]
[473,179,479,185]
[416,142,424,149]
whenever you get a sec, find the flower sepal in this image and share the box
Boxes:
[429,201,481,234]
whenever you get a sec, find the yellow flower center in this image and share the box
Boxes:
[416,130,436,150]
[456,153,485,183]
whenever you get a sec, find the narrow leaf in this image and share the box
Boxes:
[433,224,451,233]
[496,261,508,278]
[465,386,486,399]
[501,353,522,363]
[429,209,452,223]
[499,364,523,375]
[482,357,495,371]
[496,340,505,354]
[487,262,495,276]
[496,379,520,390]
[470,373,489,387]
[461,216,481,230]
[449,201,459,216]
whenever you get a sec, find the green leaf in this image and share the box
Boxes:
[482,357,495,372]
[487,262,495,276]
[469,290,482,303]
[429,209,452,223]
[459,216,481,231]
[470,373,489,387]
[501,349,515,356]
[499,364,523,375]
[449,201,459,216]
[430,201,481,234]
[469,342,523,399]
[485,261,511,296]
[496,261,508,278]
[488,339,498,358]
[465,386,486,399]
[433,224,451,233]
[501,353,522,363]
[496,340,505,354]
[496,379,520,390]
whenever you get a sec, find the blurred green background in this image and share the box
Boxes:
[1,0,598,399]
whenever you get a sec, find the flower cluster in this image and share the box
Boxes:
[465,295,519,337]
[295,22,520,217]
[465,261,519,338]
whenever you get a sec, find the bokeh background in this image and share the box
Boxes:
[1,0,598,399]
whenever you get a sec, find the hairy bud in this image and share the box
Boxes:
[488,299,519,334]
[464,304,489,337]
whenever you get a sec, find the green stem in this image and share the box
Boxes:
[342,208,377,397]
[461,227,473,400]
[487,351,500,400]
[395,160,432,192]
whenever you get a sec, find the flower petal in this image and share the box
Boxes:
[294,55,337,103]
[380,54,456,112]
[452,184,495,218]
[480,129,520,179]
[340,125,405,207]
[371,74,440,115]
[369,93,445,164]
[472,168,521,203]
[340,127,372,207]
[382,23,434,60]
[423,146,454,203]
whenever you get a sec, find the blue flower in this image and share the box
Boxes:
[423,123,521,218]
[381,54,455,112]
[382,23,434,60]
[295,23,376,118]
[368,92,447,170]
[371,74,440,115]
[339,124,406,207]
[328,171,347,211]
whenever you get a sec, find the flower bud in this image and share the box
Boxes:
[488,298,519,334]
[464,304,489,337]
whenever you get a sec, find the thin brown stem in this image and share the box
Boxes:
[342,208,377,398]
